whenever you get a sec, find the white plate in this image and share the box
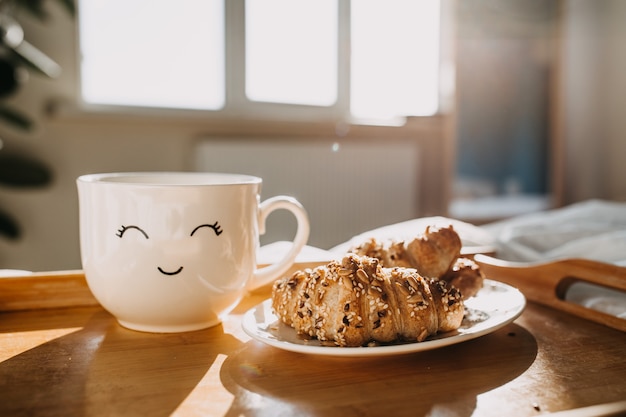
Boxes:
[242,279,526,357]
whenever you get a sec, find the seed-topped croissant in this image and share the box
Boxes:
[349,224,462,278]
[271,254,464,347]
[348,224,484,299]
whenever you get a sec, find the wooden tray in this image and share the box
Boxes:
[2,261,626,416]
[474,255,626,332]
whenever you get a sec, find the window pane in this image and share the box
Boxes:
[78,0,224,110]
[351,0,440,119]
[245,0,338,106]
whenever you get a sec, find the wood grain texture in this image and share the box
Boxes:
[0,270,97,311]
[474,255,626,331]
[1,287,625,417]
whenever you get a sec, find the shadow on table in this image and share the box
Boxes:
[221,322,537,417]
[0,308,242,417]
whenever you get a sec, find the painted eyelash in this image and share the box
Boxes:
[116,225,149,239]
[190,221,223,237]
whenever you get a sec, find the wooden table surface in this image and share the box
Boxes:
[1,284,625,417]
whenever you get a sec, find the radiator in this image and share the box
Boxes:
[194,139,420,249]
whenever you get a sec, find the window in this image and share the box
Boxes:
[79,0,225,110]
[78,0,442,123]
[350,1,440,120]
[245,0,338,107]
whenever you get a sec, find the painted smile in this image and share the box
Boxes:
[157,266,183,276]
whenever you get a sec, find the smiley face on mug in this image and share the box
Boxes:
[115,221,224,276]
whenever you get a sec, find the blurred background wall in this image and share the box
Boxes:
[0,0,624,271]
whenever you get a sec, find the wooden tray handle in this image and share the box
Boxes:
[474,255,626,332]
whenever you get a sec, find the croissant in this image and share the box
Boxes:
[348,224,484,299]
[271,254,464,347]
[441,257,485,299]
[349,224,461,278]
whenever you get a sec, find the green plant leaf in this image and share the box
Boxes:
[0,104,34,130]
[13,0,75,21]
[57,0,76,16]
[15,0,48,20]
[0,207,20,239]
[0,153,52,187]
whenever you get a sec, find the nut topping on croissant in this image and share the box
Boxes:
[348,224,484,299]
[271,254,464,347]
[441,257,485,299]
[349,225,462,278]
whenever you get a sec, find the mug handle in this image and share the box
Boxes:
[249,196,310,290]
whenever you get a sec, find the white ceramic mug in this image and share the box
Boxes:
[77,172,309,333]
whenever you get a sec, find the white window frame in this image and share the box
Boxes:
[74,0,453,127]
